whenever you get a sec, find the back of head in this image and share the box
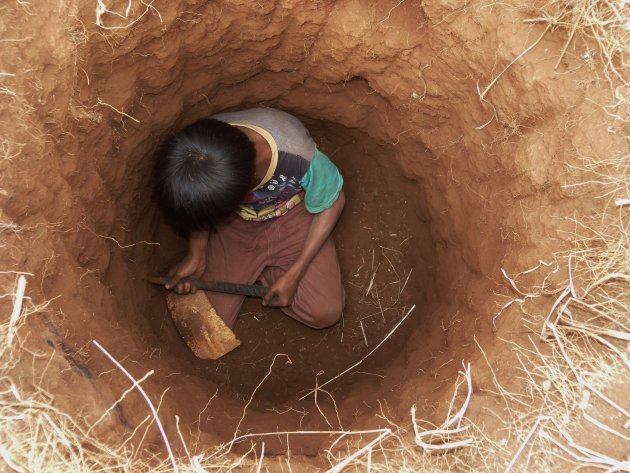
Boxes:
[155,118,256,233]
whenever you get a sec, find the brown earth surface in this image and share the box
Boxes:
[0,0,626,469]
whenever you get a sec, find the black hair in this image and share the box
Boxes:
[155,118,256,233]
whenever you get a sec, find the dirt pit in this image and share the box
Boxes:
[1,0,626,469]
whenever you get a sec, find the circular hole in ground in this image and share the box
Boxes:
[4,0,607,463]
[89,86,469,453]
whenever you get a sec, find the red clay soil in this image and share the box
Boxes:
[0,0,624,465]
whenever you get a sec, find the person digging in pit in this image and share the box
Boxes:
[155,108,345,330]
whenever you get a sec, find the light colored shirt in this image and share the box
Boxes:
[212,108,343,221]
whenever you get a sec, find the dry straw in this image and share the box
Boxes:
[525,0,629,85]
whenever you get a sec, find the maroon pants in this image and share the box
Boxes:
[203,204,345,328]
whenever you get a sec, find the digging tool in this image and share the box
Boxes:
[148,277,271,360]
[148,277,269,298]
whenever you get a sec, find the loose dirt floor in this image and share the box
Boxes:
[1,0,628,471]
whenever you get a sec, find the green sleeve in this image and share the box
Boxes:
[300,149,344,214]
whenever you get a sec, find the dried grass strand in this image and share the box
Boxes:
[7,275,26,347]
[299,305,415,400]
[91,340,178,472]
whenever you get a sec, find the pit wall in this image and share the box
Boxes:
[0,0,622,447]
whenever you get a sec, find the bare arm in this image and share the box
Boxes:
[263,190,345,306]
[165,229,209,293]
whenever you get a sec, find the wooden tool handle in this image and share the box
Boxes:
[148,276,268,298]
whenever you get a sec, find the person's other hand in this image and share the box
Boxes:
[165,253,206,294]
[263,268,300,307]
